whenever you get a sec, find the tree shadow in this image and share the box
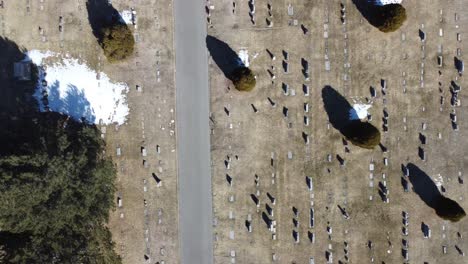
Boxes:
[46,82,95,123]
[407,163,441,208]
[353,0,390,28]
[352,0,406,32]
[0,37,38,115]
[86,0,126,42]
[321,85,353,131]
[352,0,381,28]
[322,86,380,149]
[63,85,95,123]
[407,163,466,221]
[206,35,243,79]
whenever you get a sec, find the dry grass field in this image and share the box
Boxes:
[0,0,179,263]
[207,0,468,263]
[1,0,468,263]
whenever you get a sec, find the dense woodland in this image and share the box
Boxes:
[0,36,121,263]
[0,113,121,263]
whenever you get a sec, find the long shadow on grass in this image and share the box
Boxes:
[352,0,383,29]
[321,85,353,131]
[352,0,406,32]
[322,86,380,149]
[206,35,243,79]
[86,0,125,42]
[406,163,441,208]
[407,163,466,222]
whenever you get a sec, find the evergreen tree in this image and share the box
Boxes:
[342,121,381,149]
[101,23,135,62]
[0,113,121,263]
[230,67,256,91]
[434,196,467,222]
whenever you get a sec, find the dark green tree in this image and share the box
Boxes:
[434,196,467,222]
[101,23,135,62]
[353,2,407,33]
[229,67,256,91]
[0,113,121,263]
[86,0,135,62]
[373,4,407,32]
[342,121,381,149]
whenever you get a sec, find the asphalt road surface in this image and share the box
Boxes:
[173,0,213,264]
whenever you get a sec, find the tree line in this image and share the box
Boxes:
[0,112,121,263]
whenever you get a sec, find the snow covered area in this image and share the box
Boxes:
[120,10,133,24]
[26,50,129,125]
[349,104,371,120]
[238,49,249,67]
[434,174,444,188]
[24,50,54,64]
[120,9,137,25]
[372,0,402,6]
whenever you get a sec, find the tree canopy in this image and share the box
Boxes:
[86,1,135,62]
[434,196,467,222]
[342,121,381,149]
[353,2,407,33]
[101,23,135,62]
[0,112,121,263]
[373,4,407,32]
[229,66,256,91]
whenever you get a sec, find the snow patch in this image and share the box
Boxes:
[238,49,249,67]
[372,0,403,6]
[120,10,133,24]
[24,50,55,64]
[434,174,444,188]
[27,50,129,125]
[120,9,137,25]
[349,104,371,120]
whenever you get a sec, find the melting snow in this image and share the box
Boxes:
[349,104,371,120]
[434,174,444,188]
[24,50,55,64]
[27,50,129,125]
[120,10,134,24]
[238,49,249,67]
[372,0,403,6]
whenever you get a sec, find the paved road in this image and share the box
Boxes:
[173,1,213,264]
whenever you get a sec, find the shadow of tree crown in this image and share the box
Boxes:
[86,0,125,41]
[407,163,466,222]
[321,85,353,131]
[321,86,380,149]
[352,0,407,33]
[206,35,244,79]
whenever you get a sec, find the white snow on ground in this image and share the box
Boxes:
[372,0,402,6]
[26,50,129,125]
[24,50,55,64]
[238,49,249,67]
[120,10,133,24]
[349,104,371,120]
[434,174,444,188]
